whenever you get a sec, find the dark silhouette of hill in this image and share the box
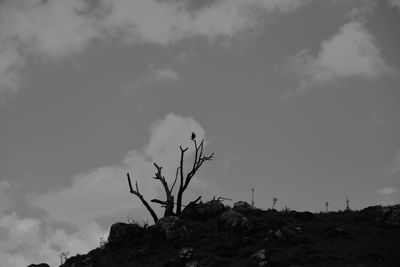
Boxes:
[29,201,400,267]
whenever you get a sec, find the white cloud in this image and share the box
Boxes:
[377,186,398,206]
[145,113,205,175]
[31,165,144,226]
[0,212,105,267]
[0,113,213,266]
[0,180,16,213]
[389,0,400,10]
[377,187,398,195]
[366,111,387,125]
[0,0,305,99]
[32,113,214,226]
[388,150,400,176]
[155,66,180,82]
[0,43,25,102]
[287,21,395,94]
[125,65,180,93]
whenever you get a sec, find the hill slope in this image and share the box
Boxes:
[30,202,400,267]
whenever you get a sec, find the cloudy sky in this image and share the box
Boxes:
[0,0,400,266]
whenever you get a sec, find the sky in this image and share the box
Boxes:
[0,0,399,266]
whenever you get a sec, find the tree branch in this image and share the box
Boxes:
[187,196,202,206]
[151,199,167,206]
[171,166,180,193]
[126,173,158,223]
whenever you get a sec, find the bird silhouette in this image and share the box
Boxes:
[191,132,196,140]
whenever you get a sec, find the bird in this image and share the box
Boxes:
[191,132,196,140]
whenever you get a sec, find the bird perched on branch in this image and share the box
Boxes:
[191,132,196,140]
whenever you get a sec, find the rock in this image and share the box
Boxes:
[179,247,194,261]
[251,249,266,261]
[218,209,252,233]
[358,204,400,226]
[108,222,143,244]
[324,226,349,239]
[27,264,49,267]
[181,200,228,220]
[233,201,252,215]
[251,249,267,266]
[163,258,185,267]
[156,216,188,244]
[290,211,315,220]
[164,247,198,267]
[271,225,309,245]
[385,206,400,226]
[185,261,201,267]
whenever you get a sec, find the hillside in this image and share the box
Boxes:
[29,201,400,267]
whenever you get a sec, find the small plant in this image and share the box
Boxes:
[60,251,69,265]
[282,206,291,213]
[272,197,278,209]
[346,197,350,211]
[251,188,255,208]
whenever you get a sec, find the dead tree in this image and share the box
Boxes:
[126,133,213,221]
[176,137,214,215]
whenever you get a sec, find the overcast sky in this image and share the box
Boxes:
[1,0,400,266]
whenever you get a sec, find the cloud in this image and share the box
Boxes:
[377,186,398,206]
[366,111,386,125]
[145,113,205,174]
[32,113,213,226]
[124,65,180,93]
[387,150,400,176]
[0,0,305,99]
[287,20,395,94]
[389,0,400,10]
[1,113,216,266]
[0,180,17,213]
[0,212,105,267]
[0,43,25,102]
[377,187,398,195]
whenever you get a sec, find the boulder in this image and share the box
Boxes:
[108,222,144,244]
[179,247,194,261]
[185,261,201,267]
[324,225,349,239]
[181,200,228,220]
[233,201,252,215]
[27,264,49,267]
[156,216,188,244]
[269,225,309,245]
[218,209,252,233]
[251,249,267,266]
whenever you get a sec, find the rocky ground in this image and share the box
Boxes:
[29,201,400,267]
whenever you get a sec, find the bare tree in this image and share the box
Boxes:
[126,133,214,222]
[325,201,329,213]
